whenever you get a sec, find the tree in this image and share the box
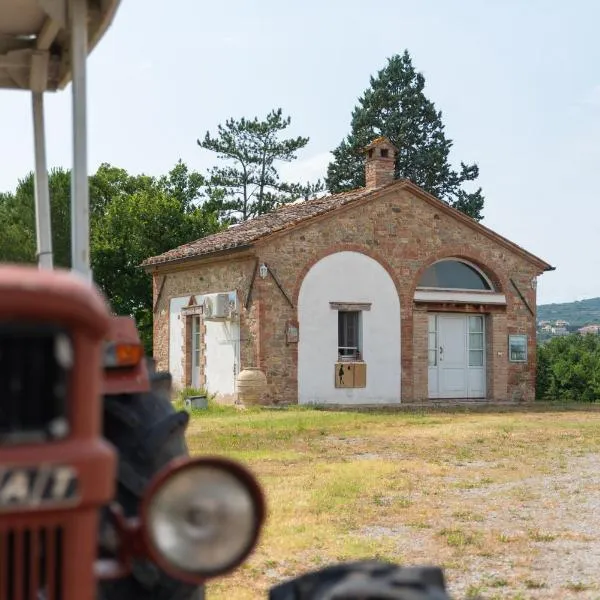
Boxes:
[326,51,485,220]
[0,168,72,266]
[0,162,220,352]
[197,108,324,222]
[89,162,220,351]
[536,333,600,402]
[91,175,220,351]
[157,159,206,212]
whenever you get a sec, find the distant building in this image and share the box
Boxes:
[579,324,600,335]
[555,319,569,328]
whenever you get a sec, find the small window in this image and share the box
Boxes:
[380,148,389,158]
[428,315,437,366]
[418,260,492,291]
[338,311,361,360]
[192,316,201,367]
[468,316,484,367]
[509,334,528,362]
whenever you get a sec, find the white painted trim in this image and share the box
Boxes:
[414,290,506,305]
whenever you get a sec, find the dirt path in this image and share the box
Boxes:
[363,453,600,599]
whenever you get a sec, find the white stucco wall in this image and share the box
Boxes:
[168,291,239,398]
[169,295,191,386]
[204,320,239,399]
[298,251,401,405]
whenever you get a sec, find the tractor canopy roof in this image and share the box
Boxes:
[0,0,120,93]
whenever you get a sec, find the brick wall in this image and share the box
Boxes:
[150,186,545,404]
[151,255,259,379]
[253,186,542,403]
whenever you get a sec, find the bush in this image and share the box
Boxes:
[172,386,240,415]
[536,334,600,402]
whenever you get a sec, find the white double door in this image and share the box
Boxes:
[428,314,486,399]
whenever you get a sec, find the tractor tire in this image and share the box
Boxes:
[97,369,204,600]
[268,561,454,600]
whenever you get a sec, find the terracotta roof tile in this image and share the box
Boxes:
[141,185,382,267]
[141,178,554,272]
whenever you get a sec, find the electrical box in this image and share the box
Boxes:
[353,362,367,387]
[334,362,367,389]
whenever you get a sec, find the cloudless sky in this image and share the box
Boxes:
[1,0,598,305]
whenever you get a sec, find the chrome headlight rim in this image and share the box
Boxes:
[140,456,266,583]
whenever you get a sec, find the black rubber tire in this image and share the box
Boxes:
[97,370,204,600]
[268,561,454,600]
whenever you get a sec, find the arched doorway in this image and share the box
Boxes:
[298,251,401,405]
[414,258,506,399]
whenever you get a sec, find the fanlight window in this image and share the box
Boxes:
[418,260,492,291]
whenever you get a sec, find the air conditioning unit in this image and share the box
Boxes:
[203,293,231,320]
[213,293,230,318]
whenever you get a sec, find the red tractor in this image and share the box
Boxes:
[0,2,265,599]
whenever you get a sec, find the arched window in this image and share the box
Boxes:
[418,259,493,291]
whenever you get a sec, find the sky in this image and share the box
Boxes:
[0,0,598,305]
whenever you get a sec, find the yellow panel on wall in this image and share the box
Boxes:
[334,362,367,388]
[353,362,367,388]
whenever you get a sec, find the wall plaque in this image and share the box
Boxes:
[286,320,299,344]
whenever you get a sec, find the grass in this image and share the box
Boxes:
[178,406,600,599]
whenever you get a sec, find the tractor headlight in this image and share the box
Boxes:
[141,457,265,581]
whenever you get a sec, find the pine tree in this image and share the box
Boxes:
[326,51,484,220]
[198,109,324,222]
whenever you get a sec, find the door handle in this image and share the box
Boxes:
[439,346,444,362]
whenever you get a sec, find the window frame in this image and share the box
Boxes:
[467,315,485,367]
[417,258,495,293]
[428,314,438,367]
[508,334,528,363]
[192,316,202,367]
[338,310,362,361]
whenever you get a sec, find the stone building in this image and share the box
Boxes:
[141,137,554,405]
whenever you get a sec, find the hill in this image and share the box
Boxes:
[538,297,600,326]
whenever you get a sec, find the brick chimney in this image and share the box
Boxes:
[363,136,397,189]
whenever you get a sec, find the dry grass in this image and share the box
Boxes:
[183,406,600,599]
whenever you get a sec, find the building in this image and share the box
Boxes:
[141,137,554,405]
[579,324,600,335]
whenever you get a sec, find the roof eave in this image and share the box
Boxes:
[139,244,254,272]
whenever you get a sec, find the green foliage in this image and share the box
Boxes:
[0,168,72,266]
[326,50,484,220]
[538,297,600,327]
[0,162,220,354]
[90,162,220,352]
[198,108,324,222]
[537,334,600,402]
[172,387,238,416]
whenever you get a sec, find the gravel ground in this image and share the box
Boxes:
[362,453,600,599]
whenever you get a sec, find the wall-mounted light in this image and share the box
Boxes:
[259,263,268,279]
